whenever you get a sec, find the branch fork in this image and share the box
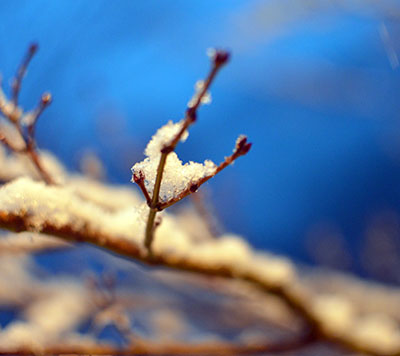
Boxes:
[132,49,251,253]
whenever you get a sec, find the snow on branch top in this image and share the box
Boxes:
[131,120,216,202]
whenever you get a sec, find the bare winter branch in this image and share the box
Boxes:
[0,329,316,356]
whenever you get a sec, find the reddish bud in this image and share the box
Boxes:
[133,170,144,183]
[41,92,52,106]
[161,145,174,154]
[29,43,39,55]
[234,135,252,156]
[186,107,197,122]
[235,135,247,151]
[190,183,199,193]
[242,142,252,155]
[213,50,230,66]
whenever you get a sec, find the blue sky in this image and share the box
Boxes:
[1,0,400,270]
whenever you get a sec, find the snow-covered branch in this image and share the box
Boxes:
[1,178,400,355]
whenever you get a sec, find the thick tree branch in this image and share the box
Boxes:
[1,174,400,356]
[0,329,317,356]
[2,209,398,356]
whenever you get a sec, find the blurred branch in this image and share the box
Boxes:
[0,204,387,356]
[0,330,317,356]
[0,43,54,184]
[0,232,70,255]
[190,190,222,238]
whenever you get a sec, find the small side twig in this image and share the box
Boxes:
[132,170,152,206]
[190,190,222,238]
[0,43,54,185]
[158,135,251,211]
[11,44,38,108]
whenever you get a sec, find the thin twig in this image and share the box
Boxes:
[26,92,52,146]
[143,50,231,253]
[12,43,38,108]
[190,190,222,238]
[132,170,152,205]
[145,153,167,252]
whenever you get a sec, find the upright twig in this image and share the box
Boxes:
[139,50,252,254]
[190,190,222,238]
[0,43,54,184]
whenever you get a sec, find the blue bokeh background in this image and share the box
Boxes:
[2,0,400,276]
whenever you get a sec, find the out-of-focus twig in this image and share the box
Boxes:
[0,43,54,184]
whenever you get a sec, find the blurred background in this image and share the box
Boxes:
[1,0,400,282]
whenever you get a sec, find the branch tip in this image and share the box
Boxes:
[213,49,230,66]
[207,48,231,67]
[235,135,252,156]
[132,170,144,184]
[41,92,52,106]
[28,42,39,55]
[133,170,152,206]
[12,43,40,106]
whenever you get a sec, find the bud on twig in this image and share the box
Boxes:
[41,92,52,106]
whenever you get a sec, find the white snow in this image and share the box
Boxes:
[131,120,216,202]
[0,177,144,243]
[2,175,400,354]
[0,177,296,289]
[0,145,66,183]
